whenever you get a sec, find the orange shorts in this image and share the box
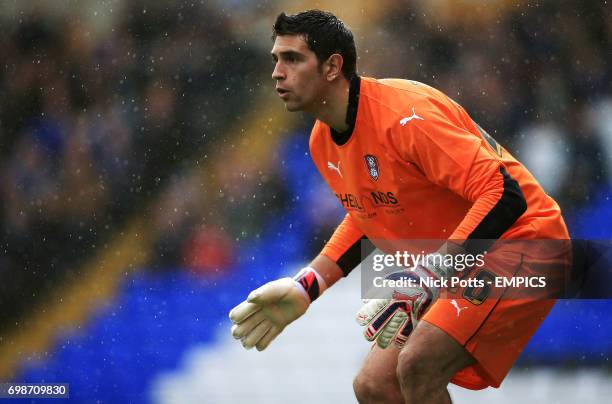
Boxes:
[422,243,570,390]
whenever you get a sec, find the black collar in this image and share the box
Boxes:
[330,75,360,146]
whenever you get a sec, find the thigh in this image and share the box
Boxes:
[401,320,475,380]
[357,343,401,382]
[354,342,404,403]
[421,247,564,389]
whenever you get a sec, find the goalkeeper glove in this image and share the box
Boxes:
[229,267,326,351]
[356,252,454,349]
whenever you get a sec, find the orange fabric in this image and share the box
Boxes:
[310,77,568,247]
[422,247,570,389]
[320,213,364,262]
[424,298,556,389]
[311,77,571,388]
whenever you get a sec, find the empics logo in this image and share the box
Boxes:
[364,154,380,181]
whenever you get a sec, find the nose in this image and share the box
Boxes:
[272,62,285,81]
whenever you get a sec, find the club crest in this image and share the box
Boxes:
[364,154,380,181]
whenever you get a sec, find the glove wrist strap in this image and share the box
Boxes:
[293,266,327,303]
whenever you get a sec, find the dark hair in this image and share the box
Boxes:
[272,10,357,79]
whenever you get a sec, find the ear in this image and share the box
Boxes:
[324,54,344,81]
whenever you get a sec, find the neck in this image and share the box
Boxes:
[310,77,351,132]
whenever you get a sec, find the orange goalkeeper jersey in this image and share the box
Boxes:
[310,76,568,274]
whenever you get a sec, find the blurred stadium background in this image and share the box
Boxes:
[1,0,610,402]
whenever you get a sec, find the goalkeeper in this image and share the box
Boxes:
[230,10,570,404]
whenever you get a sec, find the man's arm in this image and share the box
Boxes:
[308,254,344,289]
[320,213,369,276]
[396,105,527,243]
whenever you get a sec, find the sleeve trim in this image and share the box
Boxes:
[466,166,527,241]
[336,236,372,276]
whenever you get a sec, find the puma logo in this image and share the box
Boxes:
[327,161,342,178]
[400,107,424,126]
[450,299,469,317]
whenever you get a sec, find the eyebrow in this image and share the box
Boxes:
[271,50,304,61]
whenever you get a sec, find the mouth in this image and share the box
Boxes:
[276,88,290,98]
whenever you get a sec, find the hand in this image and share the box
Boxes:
[356,253,453,348]
[356,298,416,349]
[356,270,430,349]
[229,277,310,351]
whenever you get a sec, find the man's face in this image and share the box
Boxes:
[271,35,326,112]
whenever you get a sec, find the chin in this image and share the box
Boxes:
[284,102,303,112]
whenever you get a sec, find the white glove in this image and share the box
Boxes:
[229,277,310,351]
[356,253,454,348]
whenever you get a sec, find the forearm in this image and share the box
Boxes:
[308,254,345,289]
[311,241,465,292]
[451,166,527,242]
